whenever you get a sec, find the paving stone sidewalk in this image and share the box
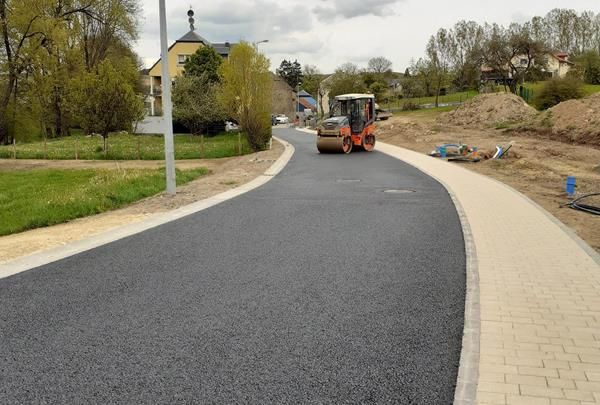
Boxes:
[377,141,600,405]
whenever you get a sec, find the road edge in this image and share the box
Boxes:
[376,141,480,405]
[0,136,295,280]
[296,127,480,403]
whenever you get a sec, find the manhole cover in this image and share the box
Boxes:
[336,179,361,183]
[383,189,415,194]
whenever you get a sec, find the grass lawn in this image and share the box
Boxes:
[0,131,253,160]
[522,81,600,99]
[382,90,477,110]
[392,105,458,116]
[0,167,208,236]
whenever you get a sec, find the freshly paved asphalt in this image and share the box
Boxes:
[0,128,466,404]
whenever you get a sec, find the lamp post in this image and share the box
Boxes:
[158,0,176,195]
[254,39,269,50]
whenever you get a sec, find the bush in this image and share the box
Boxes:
[402,101,421,111]
[534,77,584,110]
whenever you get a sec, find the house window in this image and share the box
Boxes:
[520,58,528,66]
[177,54,190,65]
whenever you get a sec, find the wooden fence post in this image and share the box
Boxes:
[200,134,204,158]
[75,135,79,160]
[44,136,47,159]
[238,132,242,156]
[137,137,141,160]
[12,138,16,159]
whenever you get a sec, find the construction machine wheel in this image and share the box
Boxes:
[316,135,353,154]
[362,134,376,152]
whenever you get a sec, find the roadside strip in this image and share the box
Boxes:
[0,137,294,280]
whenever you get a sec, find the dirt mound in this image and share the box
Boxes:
[532,93,600,146]
[439,93,538,128]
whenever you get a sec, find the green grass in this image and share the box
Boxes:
[522,81,600,101]
[393,105,458,116]
[0,131,253,160]
[0,167,208,236]
[382,91,477,110]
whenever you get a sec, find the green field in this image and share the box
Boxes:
[0,132,253,160]
[382,91,477,110]
[522,81,600,101]
[0,167,208,236]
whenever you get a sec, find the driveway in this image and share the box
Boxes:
[0,128,466,403]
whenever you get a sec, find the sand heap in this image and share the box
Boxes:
[439,93,538,128]
[534,93,600,146]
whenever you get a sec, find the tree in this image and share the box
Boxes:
[570,51,600,84]
[71,59,144,152]
[184,46,223,82]
[451,20,483,90]
[326,63,366,98]
[276,59,302,89]
[172,75,226,135]
[367,56,393,74]
[534,77,584,110]
[368,81,388,102]
[426,28,455,106]
[219,42,272,151]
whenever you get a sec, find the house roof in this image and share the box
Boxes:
[298,90,312,97]
[147,31,236,74]
[552,53,574,65]
[178,30,210,44]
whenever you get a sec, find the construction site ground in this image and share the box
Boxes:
[377,110,600,253]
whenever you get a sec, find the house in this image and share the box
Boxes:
[297,90,317,113]
[481,52,574,83]
[546,53,574,78]
[144,10,236,116]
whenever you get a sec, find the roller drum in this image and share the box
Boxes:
[316,136,353,154]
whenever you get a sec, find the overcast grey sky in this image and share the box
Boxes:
[136,0,599,73]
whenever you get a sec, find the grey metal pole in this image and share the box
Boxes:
[159,0,176,195]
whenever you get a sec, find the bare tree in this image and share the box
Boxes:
[367,56,393,74]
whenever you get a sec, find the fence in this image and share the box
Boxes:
[0,133,250,161]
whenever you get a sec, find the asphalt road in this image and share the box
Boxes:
[0,128,466,404]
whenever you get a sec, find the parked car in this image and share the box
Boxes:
[225,121,239,132]
[275,114,289,125]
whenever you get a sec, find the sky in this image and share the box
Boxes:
[136,0,599,73]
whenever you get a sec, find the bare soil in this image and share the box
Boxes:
[0,141,284,263]
[524,92,600,146]
[378,112,600,252]
[439,93,538,128]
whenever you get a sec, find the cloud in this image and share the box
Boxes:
[313,0,403,22]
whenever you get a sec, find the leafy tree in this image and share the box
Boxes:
[326,63,366,98]
[276,59,302,89]
[570,51,600,84]
[534,77,584,110]
[369,81,388,102]
[219,42,272,151]
[71,59,144,152]
[184,46,223,82]
[426,28,455,106]
[172,75,226,135]
[367,56,393,75]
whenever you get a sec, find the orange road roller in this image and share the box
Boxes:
[316,94,377,154]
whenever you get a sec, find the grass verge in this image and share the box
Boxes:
[0,167,208,236]
[0,132,253,160]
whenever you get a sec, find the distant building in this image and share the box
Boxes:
[144,10,236,116]
[481,52,574,83]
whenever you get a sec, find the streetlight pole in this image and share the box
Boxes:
[159,0,176,195]
[254,39,269,50]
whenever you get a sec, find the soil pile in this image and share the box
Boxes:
[439,93,538,128]
[533,93,600,146]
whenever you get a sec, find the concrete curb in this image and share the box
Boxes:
[0,137,295,280]
[374,142,480,405]
[295,128,480,404]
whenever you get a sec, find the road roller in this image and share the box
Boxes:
[316,94,376,154]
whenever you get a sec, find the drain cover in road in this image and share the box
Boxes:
[383,189,416,194]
